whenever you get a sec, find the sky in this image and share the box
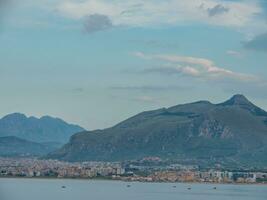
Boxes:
[0,0,267,130]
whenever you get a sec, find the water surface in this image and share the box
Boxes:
[0,178,266,200]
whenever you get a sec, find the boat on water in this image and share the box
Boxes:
[62,186,66,189]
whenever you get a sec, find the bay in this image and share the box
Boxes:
[0,178,267,200]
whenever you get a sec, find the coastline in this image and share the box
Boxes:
[1,176,266,186]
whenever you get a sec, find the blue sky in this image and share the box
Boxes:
[0,0,267,129]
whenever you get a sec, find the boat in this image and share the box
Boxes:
[61,186,66,188]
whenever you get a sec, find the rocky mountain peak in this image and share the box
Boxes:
[219,94,252,106]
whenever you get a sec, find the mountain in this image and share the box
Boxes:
[48,95,267,168]
[0,113,85,143]
[0,136,60,157]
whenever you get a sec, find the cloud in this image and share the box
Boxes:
[155,54,215,67]
[226,50,242,57]
[243,32,267,52]
[83,14,113,33]
[143,66,200,77]
[207,4,229,17]
[134,52,257,82]
[55,0,264,30]
[120,3,143,16]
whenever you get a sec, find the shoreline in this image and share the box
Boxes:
[1,176,266,186]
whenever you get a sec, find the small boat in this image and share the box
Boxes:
[127,185,131,187]
[62,186,66,189]
[187,187,191,190]
[213,187,217,190]
[172,185,176,188]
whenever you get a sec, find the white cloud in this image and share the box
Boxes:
[181,66,200,77]
[155,55,214,68]
[143,65,201,77]
[6,0,266,36]
[226,50,242,57]
[55,0,265,31]
[135,52,257,82]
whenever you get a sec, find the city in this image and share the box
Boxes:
[1,157,266,184]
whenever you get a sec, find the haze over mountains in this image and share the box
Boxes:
[0,136,58,157]
[48,95,267,168]
[0,113,85,157]
[0,113,85,143]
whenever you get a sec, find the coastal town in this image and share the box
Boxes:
[0,157,266,184]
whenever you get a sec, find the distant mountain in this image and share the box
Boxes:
[48,95,267,168]
[0,136,60,157]
[0,113,85,143]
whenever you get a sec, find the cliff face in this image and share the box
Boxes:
[48,95,267,167]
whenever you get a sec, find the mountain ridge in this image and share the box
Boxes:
[48,94,267,168]
[0,113,85,143]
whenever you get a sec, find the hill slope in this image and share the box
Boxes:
[0,113,85,143]
[0,136,60,157]
[48,95,267,167]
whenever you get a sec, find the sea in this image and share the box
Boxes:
[0,178,266,200]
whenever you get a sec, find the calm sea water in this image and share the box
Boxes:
[0,178,267,200]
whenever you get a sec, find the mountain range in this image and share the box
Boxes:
[0,113,85,143]
[0,113,85,157]
[48,94,267,168]
[0,136,60,157]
